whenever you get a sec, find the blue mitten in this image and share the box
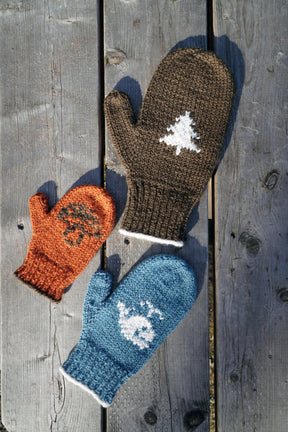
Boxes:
[60,254,197,406]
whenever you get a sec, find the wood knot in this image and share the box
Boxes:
[263,169,280,190]
[230,372,239,382]
[37,354,49,361]
[183,409,206,431]
[144,410,157,425]
[239,232,261,256]
[266,65,275,73]
[277,287,288,303]
[105,49,126,65]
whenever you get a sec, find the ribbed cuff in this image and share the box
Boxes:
[14,252,73,302]
[122,179,194,244]
[61,342,129,406]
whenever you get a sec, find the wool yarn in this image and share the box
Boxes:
[104,48,235,246]
[15,185,116,302]
[60,254,197,406]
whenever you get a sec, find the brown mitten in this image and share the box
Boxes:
[15,185,116,302]
[105,48,235,246]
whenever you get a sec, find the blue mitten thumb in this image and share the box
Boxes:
[83,271,113,324]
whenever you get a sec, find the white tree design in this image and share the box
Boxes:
[159,110,201,156]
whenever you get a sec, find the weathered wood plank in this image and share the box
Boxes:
[104,1,210,431]
[1,1,102,431]
[214,1,288,431]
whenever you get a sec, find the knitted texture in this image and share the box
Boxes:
[60,254,197,406]
[15,185,116,302]
[104,48,235,246]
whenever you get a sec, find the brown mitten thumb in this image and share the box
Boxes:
[104,90,137,169]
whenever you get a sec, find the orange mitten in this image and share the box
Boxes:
[15,185,116,302]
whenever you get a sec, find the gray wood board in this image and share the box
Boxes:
[1,1,103,431]
[214,0,288,431]
[104,1,210,431]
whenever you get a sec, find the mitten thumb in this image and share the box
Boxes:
[83,271,113,323]
[29,193,50,231]
[104,90,137,168]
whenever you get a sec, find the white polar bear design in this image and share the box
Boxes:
[117,300,163,349]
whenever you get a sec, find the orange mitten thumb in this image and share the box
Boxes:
[29,193,50,231]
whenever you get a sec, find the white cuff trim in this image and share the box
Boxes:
[119,229,184,248]
[59,366,111,408]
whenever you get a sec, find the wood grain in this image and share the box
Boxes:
[104,1,210,431]
[214,0,288,430]
[1,1,103,431]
